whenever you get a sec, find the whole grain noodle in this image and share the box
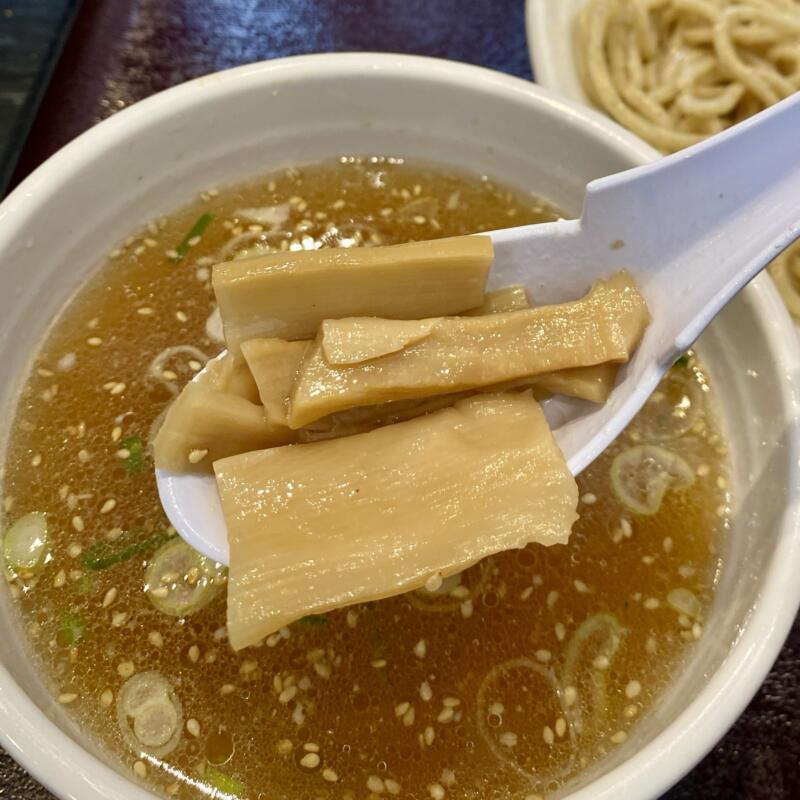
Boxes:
[575,0,800,314]
[574,0,800,153]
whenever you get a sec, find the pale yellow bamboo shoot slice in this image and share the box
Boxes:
[200,352,260,404]
[212,235,494,348]
[240,339,310,426]
[289,271,649,427]
[531,363,619,404]
[215,393,578,650]
[153,384,296,474]
[464,284,530,314]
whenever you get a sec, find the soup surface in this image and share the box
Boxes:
[1,158,729,799]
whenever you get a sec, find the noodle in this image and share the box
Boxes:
[574,0,800,315]
[574,0,800,153]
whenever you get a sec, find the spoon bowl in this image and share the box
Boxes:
[158,92,800,564]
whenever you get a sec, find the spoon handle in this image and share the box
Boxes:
[582,91,800,352]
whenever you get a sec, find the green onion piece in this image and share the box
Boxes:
[168,213,214,264]
[204,766,247,798]
[58,611,86,646]
[299,614,328,626]
[81,531,175,572]
[121,435,146,474]
[673,355,689,369]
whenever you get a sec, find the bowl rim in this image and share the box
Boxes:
[1,51,799,800]
[525,0,592,105]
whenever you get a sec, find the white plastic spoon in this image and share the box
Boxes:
[158,92,800,564]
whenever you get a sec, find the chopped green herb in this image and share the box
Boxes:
[204,766,247,798]
[121,435,146,474]
[169,213,214,264]
[299,614,328,626]
[673,355,689,369]
[58,611,86,646]
[81,531,174,572]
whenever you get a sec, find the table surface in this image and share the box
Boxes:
[2,0,799,797]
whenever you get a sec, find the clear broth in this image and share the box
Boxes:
[1,157,728,799]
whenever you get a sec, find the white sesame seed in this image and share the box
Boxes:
[499,731,518,747]
[592,655,610,670]
[662,536,674,553]
[137,307,154,316]
[220,684,236,695]
[437,706,455,723]
[367,775,385,793]
[424,726,435,746]
[460,599,473,618]
[440,770,455,788]
[645,636,658,654]
[611,730,628,744]
[546,590,559,609]
[620,518,633,537]
[425,573,443,592]
[420,681,433,702]
[117,661,134,678]
[111,611,128,628]
[100,499,116,514]
[322,768,339,783]
[414,639,427,658]
[644,597,660,610]
[371,659,387,669]
[692,622,704,639]
[403,706,415,726]
[187,235,201,247]
[71,516,84,533]
[186,718,201,737]
[429,782,445,800]
[100,689,113,708]
[188,644,200,663]
[149,586,169,599]
[303,742,320,753]
[395,702,410,717]
[133,761,147,779]
[31,454,42,467]
[580,492,597,505]
[563,685,578,707]
[443,697,460,708]
[625,680,642,699]
[102,587,118,608]
[279,686,298,704]
[520,586,534,600]
[543,725,555,745]
[58,692,78,704]
[188,448,209,464]
[574,579,589,593]
[148,631,163,648]
[555,622,566,641]
[385,778,401,794]
[109,382,126,395]
[535,649,551,663]
[87,337,103,346]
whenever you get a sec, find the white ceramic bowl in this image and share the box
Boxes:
[1,53,799,800]
[526,0,594,104]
